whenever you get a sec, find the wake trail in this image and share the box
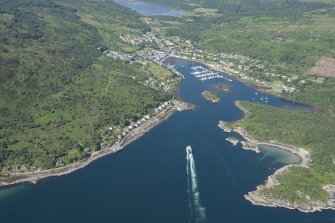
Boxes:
[186,154,193,223]
[187,149,206,223]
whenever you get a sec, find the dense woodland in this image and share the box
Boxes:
[233,101,335,202]
[0,0,171,170]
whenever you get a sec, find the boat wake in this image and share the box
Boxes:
[186,146,206,223]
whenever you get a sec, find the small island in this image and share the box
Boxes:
[226,137,239,146]
[214,84,231,92]
[202,91,220,103]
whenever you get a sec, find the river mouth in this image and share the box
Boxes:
[112,0,185,17]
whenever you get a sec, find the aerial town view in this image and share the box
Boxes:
[0,0,335,222]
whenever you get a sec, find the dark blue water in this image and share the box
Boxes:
[112,0,185,16]
[1,57,334,223]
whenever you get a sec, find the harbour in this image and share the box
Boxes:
[190,65,233,82]
[0,57,333,223]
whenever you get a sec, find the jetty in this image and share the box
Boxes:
[163,63,185,80]
[190,65,232,82]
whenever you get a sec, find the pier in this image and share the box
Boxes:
[161,62,185,80]
[190,65,232,82]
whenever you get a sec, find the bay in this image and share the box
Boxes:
[1,57,334,223]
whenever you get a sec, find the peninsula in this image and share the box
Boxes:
[218,100,335,213]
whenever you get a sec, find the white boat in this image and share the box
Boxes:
[186,145,192,154]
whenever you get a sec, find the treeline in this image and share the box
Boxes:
[284,77,335,112]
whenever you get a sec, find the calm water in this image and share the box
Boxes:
[1,57,335,223]
[259,144,301,165]
[112,0,185,16]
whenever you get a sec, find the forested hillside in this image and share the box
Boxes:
[0,0,171,171]
[232,101,335,204]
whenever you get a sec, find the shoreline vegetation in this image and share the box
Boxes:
[214,84,231,93]
[0,99,194,188]
[0,0,335,216]
[170,55,320,111]
[218,101,335,213]
[167,56,335,213]
[201,91,220,103]
[170,54,330,115]
[207,62,331,115]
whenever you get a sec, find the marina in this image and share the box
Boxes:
[0,57,331,223]
[190,66,233,82]
[165,63,185,79]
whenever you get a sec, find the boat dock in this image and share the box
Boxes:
[190,65,233,82]
[163,63,185,80]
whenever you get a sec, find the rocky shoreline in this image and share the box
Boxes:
[225,137,239,146]
[218,101,335,213]
[173,55,335,213]
[202,91,220,103]
[246,182,335,213]
[0,100,194,189]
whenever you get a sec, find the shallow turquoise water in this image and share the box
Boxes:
[259,144,301,165]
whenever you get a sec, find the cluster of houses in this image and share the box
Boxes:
[170,40,304,93]
[120,34,146,45]
[155,100,171,112]
[2,165,38,174]
[104,48,169,64]
[282,85,296,93]
[105,50,136,61]
[120,32,160,45]
[137,48,169,62]
[109,27,326,95]
[120,32,174,49]
[110,28,323,95]
[114,101,173,144]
